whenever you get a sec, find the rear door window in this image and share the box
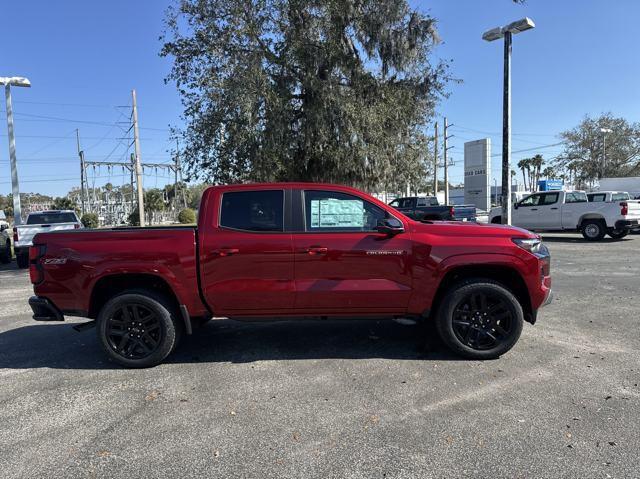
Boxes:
[588,194,605,202]
[542,193,559,205]
[26,213,78,224]
[565,192,588,203]
[220,190,284,232]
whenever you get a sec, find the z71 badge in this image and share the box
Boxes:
[43,258,67,265]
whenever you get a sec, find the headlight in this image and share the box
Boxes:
[512,237,543,254]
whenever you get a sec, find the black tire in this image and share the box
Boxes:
[608,229,628,240]
[0,241,10,264]
[435,279,524,360]
[581,219,606,241]
[96,290,181,368]
[16,251,29,268]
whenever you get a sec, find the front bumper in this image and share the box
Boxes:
[615,219,640,231]
[29,296,64,321]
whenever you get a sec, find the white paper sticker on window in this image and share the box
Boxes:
[310,199,364,228]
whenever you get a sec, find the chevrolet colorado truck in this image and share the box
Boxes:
[29,183,552,368]
[389,196,477,222]
[489,190,640,240]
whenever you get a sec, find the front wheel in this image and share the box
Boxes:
[0,241,10,264]
[97,291,181,368]
[435,280,524,360]
[608,229,628,240]
[16,251,28,268]
[581,220,606,241]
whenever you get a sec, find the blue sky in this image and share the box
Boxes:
[1,0,638,197]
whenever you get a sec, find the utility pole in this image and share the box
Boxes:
[132,89,145,226]
[1,77,31,225]
[433,121,439,197]
[443,118,454,205]
[174,139,179,212]
[76,129,86,216]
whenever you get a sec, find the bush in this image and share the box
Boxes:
[178,208,196,224]
[81,213,99,229]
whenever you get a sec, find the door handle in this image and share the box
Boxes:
[550,207,558,210]
[216,248,239,257]
[306,246,328,255]
[531,208,538,211]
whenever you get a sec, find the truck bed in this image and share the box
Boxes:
[32,226,208,318]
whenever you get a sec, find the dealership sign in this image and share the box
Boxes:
[464,139,491,210]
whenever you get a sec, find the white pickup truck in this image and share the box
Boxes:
[489,190,640,241]
[13,210,82,268]
[0,210,11,264]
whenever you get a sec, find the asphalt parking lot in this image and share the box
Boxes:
[1,233,639,479]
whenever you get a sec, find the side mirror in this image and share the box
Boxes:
[514,203,519,210]
[0,224,7,231]
[377,217,404,235]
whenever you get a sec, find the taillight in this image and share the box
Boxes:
[449,206,455,218]
[74,224,80,229]
[620,202,628,216]
[29,245,46,285]
[13,227,18,242]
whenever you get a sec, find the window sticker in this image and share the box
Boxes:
[310,199,364,228]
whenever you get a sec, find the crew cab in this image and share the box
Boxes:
[14,210,82,268]
[389,196,477,222]
[587,191,631,202]
[29,183,552,368]
[0,210,11,264]
[489,190,640,240]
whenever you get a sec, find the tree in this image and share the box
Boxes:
[52,196,78,212]
[178,208,196,224]
[557,113,640,182]
[161,0,448,190]
[144,189,166,224]
[81,213,99,229]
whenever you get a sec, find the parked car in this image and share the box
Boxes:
[29,183,552,367]
[489,190,640,240]
[389,196,477,222]
[14,210,82,268]
[0,210,11,264]
[587,191,631,202]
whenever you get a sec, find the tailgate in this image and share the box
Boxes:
[15,223,78,247]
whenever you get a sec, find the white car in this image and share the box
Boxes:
[13,210,82,268]
[489,190,640,241]
[0,210,11,264]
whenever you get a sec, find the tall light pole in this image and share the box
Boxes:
[0,76,31,225]
[600,128,612,179]
[483,18,535,225]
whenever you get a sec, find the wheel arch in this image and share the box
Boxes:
[430,264,534,324]
[89,273,181,320]
[578,214,606,228]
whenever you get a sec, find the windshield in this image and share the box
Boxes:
[27,212,78,225]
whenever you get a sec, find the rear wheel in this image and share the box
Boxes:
[581,219,606,241]
[435,279,524,360]
[16,251,29,268]
[0,241,10,264]
[608,229,628,240]
[97,291,181,368]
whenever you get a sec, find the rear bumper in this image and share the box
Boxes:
[29,296,64,321]
[615,219,640,231]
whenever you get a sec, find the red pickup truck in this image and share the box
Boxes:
[28,183,552,367]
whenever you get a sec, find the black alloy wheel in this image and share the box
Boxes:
[451,292,514,351]
[97,291,180,368]
[105,303,163,360]
[435,280,524,359]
